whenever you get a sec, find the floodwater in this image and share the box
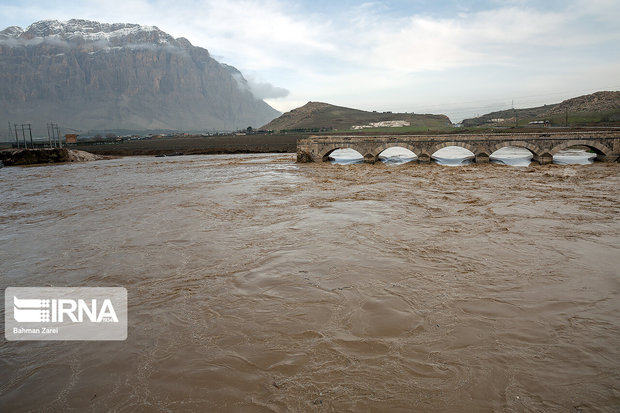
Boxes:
[1,154,619,412]
[331,146,597,166]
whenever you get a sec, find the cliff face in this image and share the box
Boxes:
[0,19,280,134]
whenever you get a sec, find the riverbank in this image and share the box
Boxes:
[0,148,102,166]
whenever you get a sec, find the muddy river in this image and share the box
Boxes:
[1,154,619,412]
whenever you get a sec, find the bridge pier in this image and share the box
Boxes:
[536,153,553,165]
[363,154,377,164]
[475,152,489,163]
[297,151,313,163]
[417,153,431,164]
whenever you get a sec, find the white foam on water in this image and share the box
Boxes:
[432,146,474,166]
[490,147,533,167]
[327,146,597,166]
[553,149,596,165]
[328,148,364,165]
[378,147,417,165]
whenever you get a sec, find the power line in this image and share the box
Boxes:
[47,123,61,148]
[12,124,33,149]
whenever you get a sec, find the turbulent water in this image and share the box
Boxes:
[331,147,597,166]
[1,154,619,412]
[489,147,534,167]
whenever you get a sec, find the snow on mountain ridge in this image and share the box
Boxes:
[3,19,177,46]
[0,26,24,37]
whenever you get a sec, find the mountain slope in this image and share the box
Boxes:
[0,19,280,134]
[545,91,620,116]
[262,102,452,132]
[461,105,557,127]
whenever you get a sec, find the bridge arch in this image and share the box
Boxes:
[430,142,479,164]
[430,141,479,155]
[319,146,364,162]
[372,142,420,157]
[488,141,542,157]
[549,140,612,157]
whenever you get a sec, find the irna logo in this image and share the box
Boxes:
[5,287,127,341]
[13,296,119,323]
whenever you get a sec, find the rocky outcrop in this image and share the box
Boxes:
[0,19,280,134]
[0,148,101,166]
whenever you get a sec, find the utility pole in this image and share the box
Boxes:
[47,123,54,148]
[47,123,61,147]
[20,124,27,149]
[56,124,62,148]
[512,100,517,128]
[565,108,568,127]
[27,124,33,148]
[14,124,20,149]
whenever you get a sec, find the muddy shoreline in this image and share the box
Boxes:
[0,148,103,166]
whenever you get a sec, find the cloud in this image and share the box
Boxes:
[230,71,289,100]
[7,1,614,73]
[0,35,70,48]
[0,0,619,119]
[246,77,289,99]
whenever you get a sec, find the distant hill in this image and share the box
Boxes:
[461,104,558,127]
[546,91,620,116]
[462,91,620,127]
[261,102,452,132]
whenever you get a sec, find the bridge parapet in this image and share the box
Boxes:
[297,132,620,164]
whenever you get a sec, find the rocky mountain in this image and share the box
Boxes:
[462,91,620,127]
[262,101,452,132]
[0,19,280,135]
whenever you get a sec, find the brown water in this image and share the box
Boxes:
[1,154,619,412]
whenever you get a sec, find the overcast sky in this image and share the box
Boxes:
[1,0,619,121]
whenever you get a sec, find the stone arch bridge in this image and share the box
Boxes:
[296,131,620,164]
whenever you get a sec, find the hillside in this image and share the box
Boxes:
[262,102,452,132]
[546,91,620,116]
[0,19,280,135]
[462,91,620,127]
[461,104,558,127]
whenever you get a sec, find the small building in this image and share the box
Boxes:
[528,120,550,127]
[65,134,78,144]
